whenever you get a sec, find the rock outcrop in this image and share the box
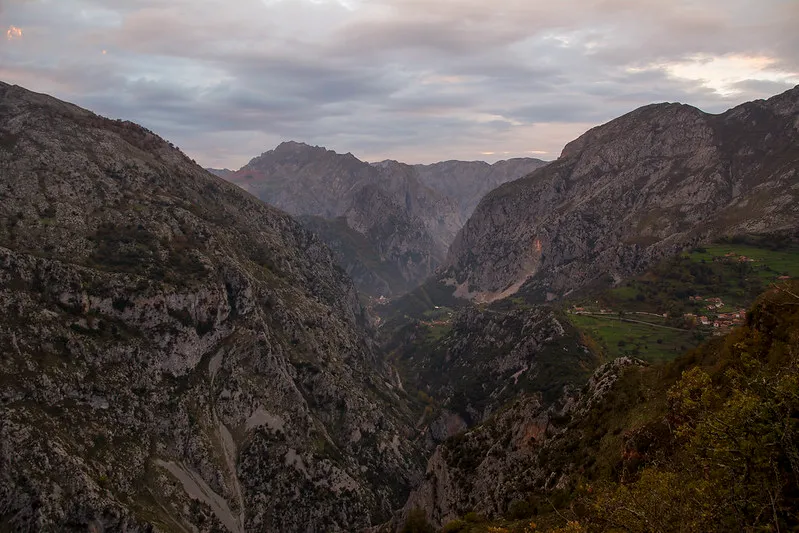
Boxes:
[0,81,422,531]
[402,357,645,527]
[443,86,799,303]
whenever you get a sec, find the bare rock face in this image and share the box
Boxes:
[223,146,543,297]
[402,357,645,527]
[413,158,547,220]
[0,82,422,532]
[226,143,461,296]
[443,86,799,303]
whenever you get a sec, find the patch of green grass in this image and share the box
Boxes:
[583,235,799,319]
[425,323,452,342]
[570,314,702,363]
[696,243,799,277]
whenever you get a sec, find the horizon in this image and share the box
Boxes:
[2,76,797,172]
[2,0,797,169]
[206,139,556,170]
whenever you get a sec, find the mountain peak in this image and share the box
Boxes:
[559,101,706,159]
[274,139,314,150]
[446,87,799,303]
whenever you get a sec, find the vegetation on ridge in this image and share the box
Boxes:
[405,281,799,532]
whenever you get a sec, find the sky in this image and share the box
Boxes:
[1,0,797,169]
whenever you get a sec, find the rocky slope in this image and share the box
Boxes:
[413,158,547,220]
[0,81,423,531]
[401,357,645,527]
[402,281,799,531]
[299,182,441,297]
[224,145,543,297]
[227,143,461,296]
[298,215,411,298]
[443,85,799,303]
[386,305,594,430]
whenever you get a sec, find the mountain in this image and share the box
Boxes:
[226,142,462,296]
[401,281,799,530]
[231,141,377,219]
[442,86,799,304]
[0,82,422,531]
[224,144,544,297]
[206,167,234,179]
[413,158,547,220]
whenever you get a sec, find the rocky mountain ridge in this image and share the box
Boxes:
[442,86,799,303]
[221,144,544,296]
[412,158,548,220]
[207,168,234,179]
[0,81,422,531]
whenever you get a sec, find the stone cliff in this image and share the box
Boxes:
[0,82,422,531]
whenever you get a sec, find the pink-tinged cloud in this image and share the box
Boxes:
[6,25,23,40]
[0,0,795,169]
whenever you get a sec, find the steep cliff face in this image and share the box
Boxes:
[401,357,644,527]
[0,82,422,531]
[414,158,547,220]
[443,86,799,303]
[370,160,463,256]
[227,144,461,296]
[388,306,593,431]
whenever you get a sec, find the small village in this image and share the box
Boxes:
[684,296,748,331]
[570,294,748,335]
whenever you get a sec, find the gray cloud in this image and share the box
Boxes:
[0,0,796,168]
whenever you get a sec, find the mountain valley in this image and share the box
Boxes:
[214,143,545,297]
[0,81,422,531]
[1,80,798,533]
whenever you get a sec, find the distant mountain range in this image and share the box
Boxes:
[209,144,545,296]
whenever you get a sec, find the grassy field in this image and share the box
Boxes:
[570,314,702,363]
[692,243,799,279]
[568,235,799,363]
[596,238,799,314]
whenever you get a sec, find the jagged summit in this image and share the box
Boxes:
[244,140,361,169]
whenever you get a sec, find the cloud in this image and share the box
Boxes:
[0,0,796,168]
[6,25,22,40]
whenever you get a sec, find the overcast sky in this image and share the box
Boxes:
[1,0,797,168]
